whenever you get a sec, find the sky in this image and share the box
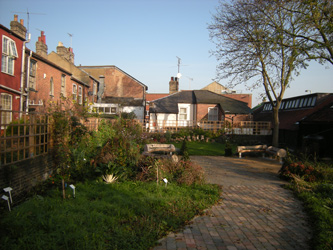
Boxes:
[1,0,332,108]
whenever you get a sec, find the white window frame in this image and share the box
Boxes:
[208,107,218,121]
[2,36,18,75]
[78,86,82,104]
[29,59,37,90]
[61,74,66,96]
[91,104,118,114]
[72,83,77,101]
[0,93,13,127]
[50,77,54,96]
[93,82,97,95]
[179,107,188,120]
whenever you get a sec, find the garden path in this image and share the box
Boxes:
[153,156,312,250]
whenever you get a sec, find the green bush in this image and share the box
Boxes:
[136,158,205,186]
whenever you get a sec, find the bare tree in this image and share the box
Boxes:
[208,0,308,147]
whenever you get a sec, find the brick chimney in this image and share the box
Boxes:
[35,31,48,58]
[169,77,179,94]
[10,15,27,40]
[56,42,74,64]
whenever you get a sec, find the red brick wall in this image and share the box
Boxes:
[225,114,252,125]
[223,94,252,108]
[196,104,221,121]
[103,67,144,98]
[28,56,88,112]
[0,154,54,205]
[0,26,24,114]
[80,66,145,99]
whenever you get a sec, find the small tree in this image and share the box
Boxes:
[49,98,89,198]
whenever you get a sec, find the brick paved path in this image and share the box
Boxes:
[153,156,312,250]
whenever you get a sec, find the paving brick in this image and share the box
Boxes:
[152,157,312,250]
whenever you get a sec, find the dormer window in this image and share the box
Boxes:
[1,36,18,75]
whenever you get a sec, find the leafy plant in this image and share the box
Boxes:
[103,174,118,184]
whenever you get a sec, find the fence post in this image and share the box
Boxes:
[29,114,36,157]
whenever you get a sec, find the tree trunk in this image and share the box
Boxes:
[272,107,279,147]
[62,178,66,199]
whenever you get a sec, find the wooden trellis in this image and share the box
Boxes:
[0,111,50,166]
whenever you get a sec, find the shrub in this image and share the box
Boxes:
[180,139,190,161]
[279,161,319,182]
[136,158,205,186]
[90,118,143,180]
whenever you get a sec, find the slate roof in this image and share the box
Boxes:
[149,90,252,114]
[253,93,333,130]
[102,97,144,106]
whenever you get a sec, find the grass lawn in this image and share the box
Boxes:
[173,141,236,156]
[0,181,220,250]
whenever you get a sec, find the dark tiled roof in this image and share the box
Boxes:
[253,93,333,130]
[149,90,252,114]
[102,97,144,106]
[301,96,333,123]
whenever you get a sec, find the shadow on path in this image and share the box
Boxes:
[153,156,312,250]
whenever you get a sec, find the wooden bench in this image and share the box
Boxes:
[266,146,287,163]
[237,145,267,158]
[142,144,178,162]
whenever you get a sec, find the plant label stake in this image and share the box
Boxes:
[70,184,76,198]
[2,195,11,211]
[3,187,13,204]
[163,178,168,187]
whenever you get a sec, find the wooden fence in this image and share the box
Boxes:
[84,118,272,135]
[1,111,271,166]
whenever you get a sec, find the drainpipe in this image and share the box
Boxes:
[25,50,32,113]
[20,33,31,116]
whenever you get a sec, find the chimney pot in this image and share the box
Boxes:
[36,31,48,57]
[20,19,24,25]
[10,15,27,40]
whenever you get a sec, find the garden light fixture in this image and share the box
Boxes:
[163,178,168,187]
[3,187,13,204]
[2,195,11,211]
[70,184,76,198]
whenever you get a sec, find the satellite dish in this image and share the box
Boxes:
[177,73,182,78]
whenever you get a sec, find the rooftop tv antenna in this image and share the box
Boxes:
[67,33,73,48]
[186,76,193,90]
[11,9,46,34]
[176,56,184,79]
